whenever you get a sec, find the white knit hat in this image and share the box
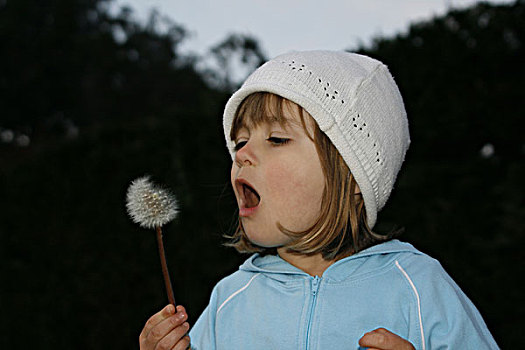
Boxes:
[223,50,410,228]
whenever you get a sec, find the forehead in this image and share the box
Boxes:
[230,92,309,138]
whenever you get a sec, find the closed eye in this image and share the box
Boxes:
[234,141,247,152]
[268,137,290,146]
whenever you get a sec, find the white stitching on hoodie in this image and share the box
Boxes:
[395,260,426,350]
[217,274,260,316]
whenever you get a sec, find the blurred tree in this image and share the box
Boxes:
[0,0,194,142]
[205,33,267,91]
[1,0,239,349]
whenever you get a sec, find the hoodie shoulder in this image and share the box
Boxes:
[392,247,499,348]
[392,244,452,283]
[212,255,263,298]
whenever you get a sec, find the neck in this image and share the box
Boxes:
[277,248,336,277]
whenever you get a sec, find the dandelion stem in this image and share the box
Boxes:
[156,226,176,307]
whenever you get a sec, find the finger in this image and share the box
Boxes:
[359,328,390,349]
[358,328,414,350]
[155,322,190,350]
[144,305,176,333]
[173,335,191,350]
[175,305,187,315]
[146,310,188,347]
[139,305,176,345]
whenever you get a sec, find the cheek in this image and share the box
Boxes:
[265,162,294,193]
[266,160,324,210]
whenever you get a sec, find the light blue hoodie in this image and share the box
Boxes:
[189,240,498,349]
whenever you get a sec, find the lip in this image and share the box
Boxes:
[239,206,258,217]
[235,178,261,217]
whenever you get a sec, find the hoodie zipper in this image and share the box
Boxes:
[305,276,321,350]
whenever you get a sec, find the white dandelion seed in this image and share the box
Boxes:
[126,175,178,307]
[126,176,178,229]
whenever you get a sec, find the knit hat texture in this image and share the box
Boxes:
[223,50,410,228]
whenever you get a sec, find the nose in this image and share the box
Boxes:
[234,141,257,168]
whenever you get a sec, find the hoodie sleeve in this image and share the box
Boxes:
[396,254,499,350]
[189,287,218,350]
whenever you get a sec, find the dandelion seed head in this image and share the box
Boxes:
[126,176,178,229]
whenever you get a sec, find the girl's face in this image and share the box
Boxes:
[230,102,325,248]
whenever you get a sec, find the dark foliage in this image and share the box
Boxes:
[1,0,523,348]
[1,1,243,348]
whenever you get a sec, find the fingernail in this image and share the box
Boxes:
[166,305,175,314]
[183,322,189,329]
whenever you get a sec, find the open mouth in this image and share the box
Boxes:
[242,183,260,208]
[236,179,261,209]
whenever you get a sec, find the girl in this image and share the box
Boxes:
[139,51,498,349]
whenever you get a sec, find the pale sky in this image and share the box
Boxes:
[111,0,513,58]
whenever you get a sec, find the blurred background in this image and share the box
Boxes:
[1,0,523,348]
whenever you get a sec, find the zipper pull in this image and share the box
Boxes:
[311,276,320,296]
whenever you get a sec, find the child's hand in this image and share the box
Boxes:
[359,328,415,350]
[139,304,191,350]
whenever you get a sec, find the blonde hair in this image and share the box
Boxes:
[227,92,393,260]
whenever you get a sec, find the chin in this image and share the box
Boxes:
[244,233,281,249]
[247,238,277,249]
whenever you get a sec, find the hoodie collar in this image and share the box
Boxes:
[239,240,422,282]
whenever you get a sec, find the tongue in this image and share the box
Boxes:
[244,185,260,208]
